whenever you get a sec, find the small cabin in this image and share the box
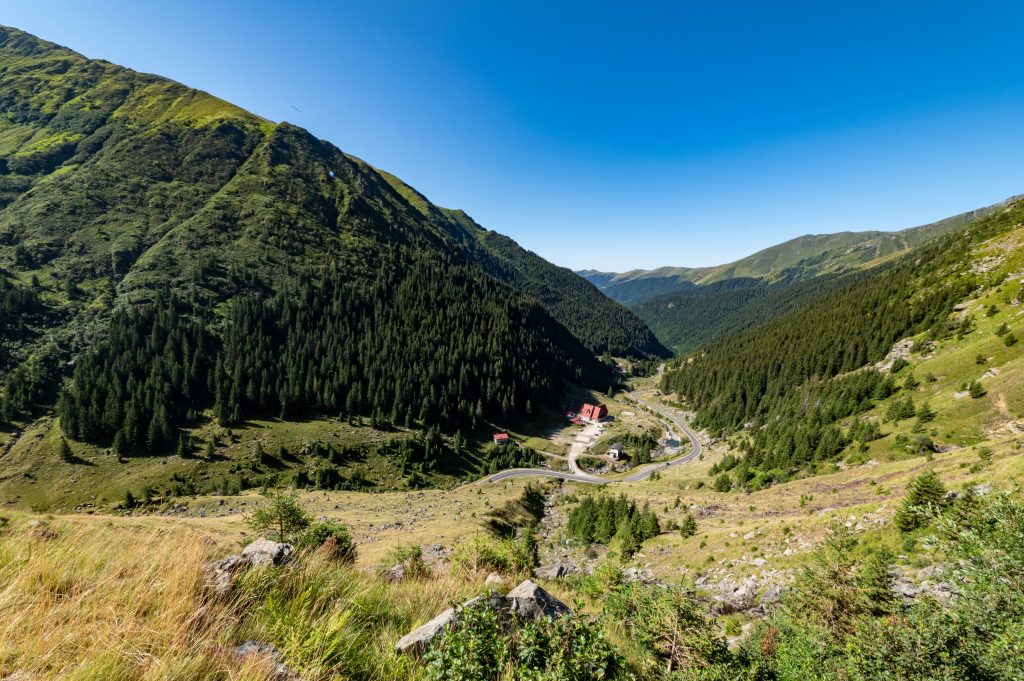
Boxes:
[608,443,623,460]
[493,432,510,445]
[579,403,608,421]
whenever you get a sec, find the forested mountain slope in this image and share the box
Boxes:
[660,196,1024,488]
[583,197,1016,307]
[0,26,662,455]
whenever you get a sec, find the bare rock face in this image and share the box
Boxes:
[394,579,571,655]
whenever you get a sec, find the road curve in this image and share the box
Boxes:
[485,393,703,485]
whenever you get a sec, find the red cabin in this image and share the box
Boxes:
[579,403,608,421]
[493,432,510,445]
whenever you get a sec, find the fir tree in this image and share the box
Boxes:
[894,470,947,532]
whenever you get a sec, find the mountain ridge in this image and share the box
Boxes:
[0,24,665,462]
[580,196,1019,306]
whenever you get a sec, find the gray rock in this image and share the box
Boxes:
[381,563,406,583]
[204,554,250,595]
[231,640,298,680]
[395,607,458,655]
[533,563,570,580]
[759,584,783,606]
[395,580,571,655]
[507,580,570,619]
[484,572,506,587]
[242,539,294,567]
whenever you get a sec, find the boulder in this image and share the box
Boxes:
[381,563,406,583]
[204,539,293,596]
[484,572,506,587]
[25,519,57,540]
[395,580,571,655]
[204,554,250,596]
[759,584,782,607]
[507,580,570,620]
[395,607,457,655]
[533,563,570,580]
[241,539,294,567]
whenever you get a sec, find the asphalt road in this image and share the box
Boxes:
[486,393,703,485]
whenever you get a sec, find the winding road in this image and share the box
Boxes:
[486,393,703,485]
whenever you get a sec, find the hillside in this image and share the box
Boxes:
[582,196,1016,307]
[661,196,1024,488]
[0,25,669,492]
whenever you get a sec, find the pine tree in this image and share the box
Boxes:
[894,470,947,532]
[858,547,896,616]
[916,401,936,423]
[595,502,616,544]
[679,512,698,538]
[58,438,73,463]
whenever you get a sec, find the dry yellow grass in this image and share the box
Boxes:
[0,514,501,680]
[0,516,270,679]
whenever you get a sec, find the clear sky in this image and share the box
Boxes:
[5,1,1024,271]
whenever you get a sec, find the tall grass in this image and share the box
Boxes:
[0,515,491,680]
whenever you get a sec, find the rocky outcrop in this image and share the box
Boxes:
[204,539,294,595]
[395,579,571,655]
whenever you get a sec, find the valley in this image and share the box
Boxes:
[1,19,1024,681]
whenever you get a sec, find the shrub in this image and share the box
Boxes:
[378,544,429,578]
[969,381,987,399]
[451,533,535,575]
[298,520,356,563]
[713,473,732,492]
[424,599,624,680]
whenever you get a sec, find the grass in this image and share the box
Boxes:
[0,512,504,680]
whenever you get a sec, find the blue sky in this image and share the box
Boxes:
[6,1,1024,270]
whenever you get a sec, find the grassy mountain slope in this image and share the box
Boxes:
[660,196,1024,488]
[0,26,674,500]
[582,197,1016,307]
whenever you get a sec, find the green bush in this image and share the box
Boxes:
[424,599,624,680]
[298,519,356,563]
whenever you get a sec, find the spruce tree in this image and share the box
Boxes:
[679,512,698,538]
[894,470,947,532]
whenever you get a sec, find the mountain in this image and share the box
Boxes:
[0,26,665,460]
[581,198,1016,307]
[660,195,1024,487]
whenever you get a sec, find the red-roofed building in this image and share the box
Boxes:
[493,432,510,445]
[579,403,608,422]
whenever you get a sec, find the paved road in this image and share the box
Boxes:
[486,393,703,485]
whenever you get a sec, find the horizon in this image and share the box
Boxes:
[5,2,1024,271]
